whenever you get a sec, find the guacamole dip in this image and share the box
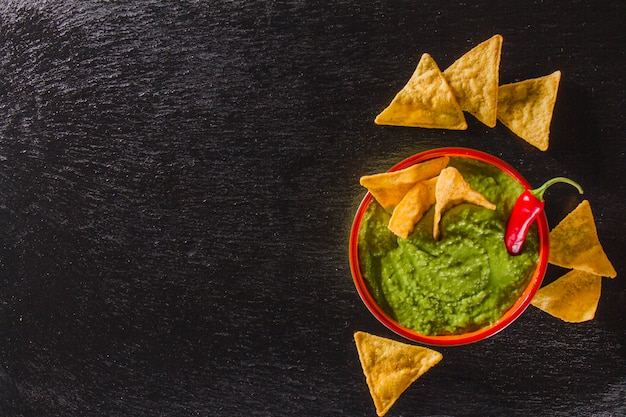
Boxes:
[358,157,540,336]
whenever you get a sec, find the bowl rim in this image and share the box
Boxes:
[349,147,550,346]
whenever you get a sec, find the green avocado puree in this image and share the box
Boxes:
[358,157,540,336]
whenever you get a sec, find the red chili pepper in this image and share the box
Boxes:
[505,177,583,255]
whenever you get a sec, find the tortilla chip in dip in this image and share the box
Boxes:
[433,166,496,240]
[443,34,503,128]
[354,331,443,416]
[496,70,561,151]
[549,200,616,278]
[531,269,602,322]
[375,53,467,130]
[360,156,449,211]
[388,176,437,238]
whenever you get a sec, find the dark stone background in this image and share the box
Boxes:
[0,1,624,416]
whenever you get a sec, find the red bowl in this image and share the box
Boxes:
[349,148,549,346]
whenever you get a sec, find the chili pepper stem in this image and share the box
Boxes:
[530,177,583,201]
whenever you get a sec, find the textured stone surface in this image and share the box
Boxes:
[0,1,624,416]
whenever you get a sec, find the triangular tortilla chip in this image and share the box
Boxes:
[443,34,503,127]
[375,53,467,130]
[531,269,602,322]
[433,167,496,240]
[496,70,561,151]
[360,156,449,211]
[388,176,437,238]
[549,200,616,278]
[354,331,443,416]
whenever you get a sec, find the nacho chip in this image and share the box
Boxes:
[433,167,496,240]
[388,177,438,238]
[443,34,503,127]
[549,200,616,278]
[375,53,467,130]
[360,156,449,211]
[531,269,602,322]
[496,70,561,151]
[354,331,443,416]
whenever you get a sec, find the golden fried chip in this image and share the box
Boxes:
[443,34,503,128]
[360,156,449,211]
[354,331,443,417]
[433,167,496,240]
[531,270,602,322]
[496,70,561,151]
[388,177,437,238]
[375,53,467,130]
[549,200,617,278]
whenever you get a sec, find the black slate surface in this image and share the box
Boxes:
[0,1,624,416]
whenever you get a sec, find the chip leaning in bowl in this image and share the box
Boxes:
[358,157,540,336]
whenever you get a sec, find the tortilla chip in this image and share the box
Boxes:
[375,53,467,130]
[496,70,561,151]
[549,200,616,278]
[433,167,496,240]
[388,177,438,238]
[354,331,443,416]
[443,34,503,127]
[360,156,449,211]
[531,270,602,322]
